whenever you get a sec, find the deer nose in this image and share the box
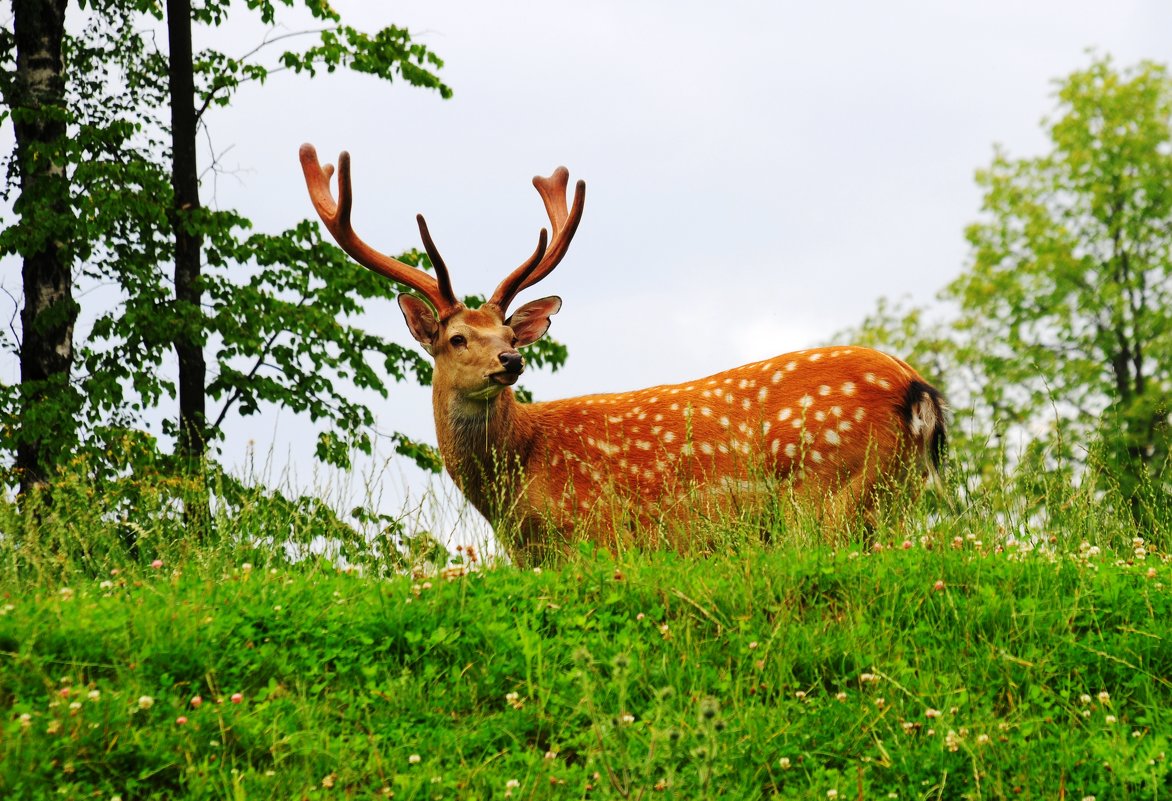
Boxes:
[499,351,524,374]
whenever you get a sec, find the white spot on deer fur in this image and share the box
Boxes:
[809,352,823,362]
[654,413,664,422]
[878,378,892,389]
[587,437,596,447]
[814,410,827,422]
[798,395,815,409]
[651,425,663,435]
[713,388,724,399]
[758,387,769,403]
[702,390,712,399]
[778,408,793,422]
[741,397,751,410]
[824,429,841,446]
[838,420,852,432]
[649,396,659,404]
[786,361,798,372]
[597,441,620,456]
[818,384,831,396]
[670,403,680,411]
[724,378,733,385]
[701,406,713,417]
[771,370,784,384]
[791,419,803,428]
[771,438,781,455]
[700,442,715,456]
[854,407,866,422]
[864,372,876,384]
[662,431,676,443]
[680,442,694,456]
[586,398,595,404]
[717,443,729,454]
[719,415,730,428]
[811,450,824,462]
[830,405,842,417]
[784,442,797,458]
[738,378,749,390]
[841,381,856,396]
[670,388,680,394]
[707,379,718,386]
[761,421,772,436]
[607,415,623,424]
[801,430,815,444]
[636,440,652,451]
[830,350,842,358]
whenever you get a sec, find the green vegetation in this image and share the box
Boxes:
[1,464,1169,800]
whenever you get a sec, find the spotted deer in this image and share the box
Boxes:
[299,145,947,562]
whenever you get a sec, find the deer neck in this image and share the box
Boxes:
[432,384,538,515]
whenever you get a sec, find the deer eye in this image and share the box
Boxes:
[449,334,467,348]
[511,336,519,347]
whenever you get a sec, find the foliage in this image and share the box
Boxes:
[2,2,566,492]
[837,56,1172,526]
[0,461,1169,799]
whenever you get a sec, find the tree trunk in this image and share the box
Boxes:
[9,0,77,500]
[166,0,206,463]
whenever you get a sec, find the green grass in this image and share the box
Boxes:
[1,469,1171,799]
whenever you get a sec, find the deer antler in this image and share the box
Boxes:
[299,144,460,315]
[489,166,586,312]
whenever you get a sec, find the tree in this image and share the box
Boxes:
[0,0,79,498]
[839,56,1171,528]
[950,56,1171,520]
[3,3,567,509]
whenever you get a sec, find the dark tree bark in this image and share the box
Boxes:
[8,0,77,499]
[166,0,207,463]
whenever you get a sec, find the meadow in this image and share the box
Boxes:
[1,466,1169,801]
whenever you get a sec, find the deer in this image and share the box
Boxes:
[299,144,947,564]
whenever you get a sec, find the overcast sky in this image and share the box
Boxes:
[6,1,1172,548]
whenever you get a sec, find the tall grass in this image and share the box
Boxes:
[0,455,1169,799]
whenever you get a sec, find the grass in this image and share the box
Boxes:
[1,466,1170,799]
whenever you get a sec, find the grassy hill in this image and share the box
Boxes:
[1,476,1170,799]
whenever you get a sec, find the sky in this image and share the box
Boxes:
[6,1,1172,549]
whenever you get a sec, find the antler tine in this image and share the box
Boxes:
[298,143,458,314]
[489,167,585,312]
[415,215,459,312]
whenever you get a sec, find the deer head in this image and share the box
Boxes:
[299,145,582,409]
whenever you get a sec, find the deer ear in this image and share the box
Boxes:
[398,294,439,354]
[506,296,562,347]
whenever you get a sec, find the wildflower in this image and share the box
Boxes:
[99,580,114,590]
[620,713,635,724]
[933,580,945,592]
[241,563,253,573]
[795,690,807,700]
[532,567,542,575]
[321,773,335,788]
[176,716,188,725]
[408,754,421,764]
[69,702,82,715]
[748,641,759,650]
[58,687,71,698]
[150,559,163,569]
[835,692,847,701]
[859,672,879,684]
[945,729,961,751]
[544,750,557,760]
[659,623,671,640]
[1098,691,1110,704]
[59,587,74,601]
[231,693,243,704]
[138,696,154,710]
[1105,715,1117,724]
[1079,693,1092,705]
[901,540,913,550]
[827,790,839,799]
[976,733,991,745]
[18,713,31,729]
[190,695,202,708]
[506,779,520,790]
[636,612,646,621]
[505,692,523,710]
[779,757,792,769]
[875,697,886,708]
[1147,567,1158,579]
[46,719,62,734]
